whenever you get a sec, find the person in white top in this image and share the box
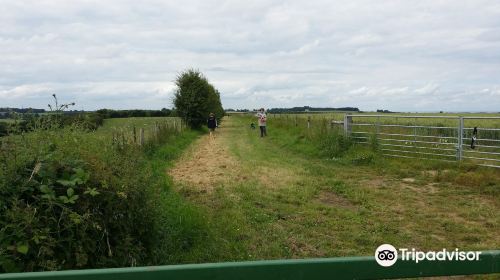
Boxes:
[256,108,267,137]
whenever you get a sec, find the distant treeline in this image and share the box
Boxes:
[0,108,93,119]
[0,108,46,115]
[0,108,175,120]
[267,106,360,113]
[95,108,173,118]
[225,107,360,113]
[376,109,397,113]
[225,109,250,112]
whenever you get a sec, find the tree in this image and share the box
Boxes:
[206,86,224,121]
[173,69,224,128]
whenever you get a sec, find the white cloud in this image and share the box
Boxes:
[0,0,500,111]
[0,84,53,100]
[414,83,440,96]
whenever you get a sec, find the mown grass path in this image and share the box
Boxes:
[168,116,499,263]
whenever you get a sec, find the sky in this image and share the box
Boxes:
[1,0,500,112]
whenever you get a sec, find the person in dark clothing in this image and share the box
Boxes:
[207,113,218,140]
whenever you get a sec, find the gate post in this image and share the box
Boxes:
[457,117,464,160]
[344,114,352,136]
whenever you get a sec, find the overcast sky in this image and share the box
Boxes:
[1,1,500,112]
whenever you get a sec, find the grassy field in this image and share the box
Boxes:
[100,117,183,130]
[164,115,499,268]
[92,117,185,144]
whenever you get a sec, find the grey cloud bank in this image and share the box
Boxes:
[1,0,500,111]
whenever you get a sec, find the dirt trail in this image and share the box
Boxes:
[168,119,242,192]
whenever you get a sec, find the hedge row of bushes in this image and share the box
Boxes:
[0,120,200,272]
[0,113,105,137]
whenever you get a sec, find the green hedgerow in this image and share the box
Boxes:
[0,128,160,272]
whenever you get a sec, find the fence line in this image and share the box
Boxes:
[110,118,185,147]
[268,113,500,168]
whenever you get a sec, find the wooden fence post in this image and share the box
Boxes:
[155,122,159,142]
[139,128,145,146]
[457,117,464,161]
[343,114,352,135]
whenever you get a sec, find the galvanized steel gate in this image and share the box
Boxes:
[344,115,500,168]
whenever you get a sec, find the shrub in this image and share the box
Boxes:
[0,123,7,137]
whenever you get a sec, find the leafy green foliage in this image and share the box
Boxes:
[0,122,7,137]
[173,69,224,129]
[0,122,201,272]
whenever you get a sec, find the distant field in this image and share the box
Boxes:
[100,117,182,131]
[0,119,16,123]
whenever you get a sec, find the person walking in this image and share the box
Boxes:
[256,108,267,137]
[207,113,218,140]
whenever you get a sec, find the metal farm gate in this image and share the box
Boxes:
[344,115,500,168]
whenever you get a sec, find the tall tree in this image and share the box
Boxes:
[173,69,224,128]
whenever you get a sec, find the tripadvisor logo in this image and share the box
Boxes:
[375,244,482,267]
[375,244,398,267]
